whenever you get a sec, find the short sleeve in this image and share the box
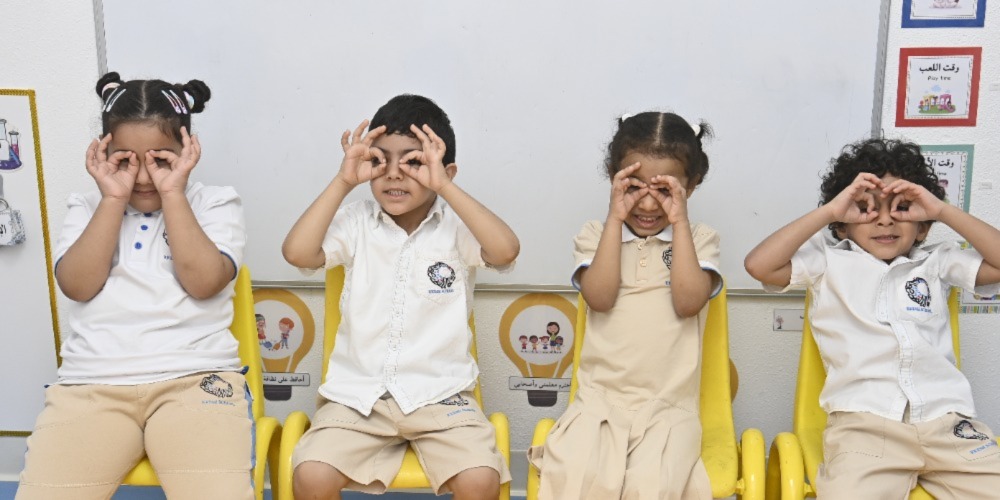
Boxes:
[456,220,486,268]
[53,192,97,269]
[314,202,363,274]
[935,242,1000,296]
[571,220,602,289]
[763,232,829,293]
[193,186,246,270]
[692,223,723,297]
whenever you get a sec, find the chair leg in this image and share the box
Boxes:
[767,433,806,500]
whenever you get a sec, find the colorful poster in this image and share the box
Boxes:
[919,144,973,212]
[903,0,987,28]
[252,289,316,401]
[499,293,577,407]
[896,47,981,127]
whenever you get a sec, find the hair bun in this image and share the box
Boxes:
[95,72,123,99]
[180,79,211,113]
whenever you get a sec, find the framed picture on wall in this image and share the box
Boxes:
[902,0,987,28]
[896,47,981,127]
[918,144,973,212]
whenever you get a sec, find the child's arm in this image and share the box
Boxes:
[576,163,647,312]
[745,173,883,287]
[649,175,713,317]
[884,179,1000,285]
[282,121,387,269]
[148,128,236,299]
[56,135,139,301]
[400,125,519,267]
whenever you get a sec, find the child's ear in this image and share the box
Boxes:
[834,223,848,240]
[915,221,932,244]
[445,163,458,180]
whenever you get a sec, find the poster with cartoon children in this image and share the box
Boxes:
[499,294,578,407]
[252,289,315,401]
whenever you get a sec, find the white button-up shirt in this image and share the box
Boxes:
[770,233,1000,422]
[54,183,245,385]
[309,198,490,415]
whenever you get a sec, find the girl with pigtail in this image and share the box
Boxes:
[530,111,721,499]
[16,72,253,499]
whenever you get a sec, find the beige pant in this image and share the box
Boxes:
[17,371,254,500]
[817,411,1000,499]
[293,391,510,494]
[529,388,711,500]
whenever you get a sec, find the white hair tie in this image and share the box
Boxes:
[620,112,635,122]
[183,92,195,110]
[690,122,701,137]
[101,82,121,98]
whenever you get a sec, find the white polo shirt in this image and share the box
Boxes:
[54,182,245,385]
[769,233,1000,422]
[308,198,492,415]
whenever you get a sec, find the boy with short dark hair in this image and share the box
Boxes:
[283,94,518,499]
[745,138,1000,498]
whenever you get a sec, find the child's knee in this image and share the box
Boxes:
[293,460,349,497]
[447,466,501,499]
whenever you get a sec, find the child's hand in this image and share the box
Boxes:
[145,126,200,196]
[337,120,387,187]
[86,134,138,201]
[608,162,648,223]
[399,124,452,192]
[884,178,946,222]
[649,174,689,225]
[826,173,883,224]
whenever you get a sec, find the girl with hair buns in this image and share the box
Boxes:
[16,72,252,499]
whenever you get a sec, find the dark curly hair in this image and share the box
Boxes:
[820,138,945,239]
[604,112,712,187]
[96,71,211,142]
[370,94,456,165]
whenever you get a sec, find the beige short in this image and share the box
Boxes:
[16,371,254,500]
[817,411,1000,499]
[529,388,711,500]
[292,391,510,494]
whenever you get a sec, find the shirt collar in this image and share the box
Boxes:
[832,236,934,263]
[369,196,445,229]
[621,224,674,243]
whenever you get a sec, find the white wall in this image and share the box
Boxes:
[0,0,101,481]
[3,0,999,494]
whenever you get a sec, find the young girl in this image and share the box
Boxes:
[529,111,720,499]
[16,72,252,499]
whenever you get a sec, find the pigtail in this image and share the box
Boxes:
[95,72,124,101]
[178,79,211,113]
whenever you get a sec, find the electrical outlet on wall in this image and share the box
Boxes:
[773,309,805,332]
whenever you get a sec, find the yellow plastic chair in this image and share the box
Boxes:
[765,288,961,500]
[120,266,282,500]
[277,266,511,499]
[527,287,766,499]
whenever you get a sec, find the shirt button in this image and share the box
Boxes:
[140,225,149,231]
[143,213,153,217]
[640,260,647,267]
[134,242,142,249]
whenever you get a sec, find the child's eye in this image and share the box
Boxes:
[155,158,170,169]
[406,158,422,167]
[626,185,641,193]
[856,202,869,211]
[117,160,130,170]
[896,203,910,212]
[658,188,671,196]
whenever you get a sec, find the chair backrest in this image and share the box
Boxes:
[232,266,265,420]
[321,266,485,407]
[792,287,960,482]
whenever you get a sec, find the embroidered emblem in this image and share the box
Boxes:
[954,420,990,441]
[905,277,931,308]
[199,374,233,398]
[662,248,672,269]
[437,394,470,406]
[427,262,456,289]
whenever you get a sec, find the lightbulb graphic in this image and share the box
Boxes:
[253,289,315,401]
[499,293,577,407]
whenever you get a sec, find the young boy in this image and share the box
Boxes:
[745,138,1000,498]
[283,94,518,499]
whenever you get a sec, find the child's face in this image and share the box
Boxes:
[279,323,290,333]
[836,174,931,263]
[108,122,182,213]
[619,152,692,237]
[370,133,439,232]
[547,324,558,334]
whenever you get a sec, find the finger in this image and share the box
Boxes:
[399,150,423,167]
[613,162,641,182]
[188,134,202,165]
[180,126,192,149]
[107,150,133,168]
[352,120,369,145]
[341,130,352,152]
[368,147,386,166]
[149,149,180,167]
[97,133,113,162]
[422,124,446,151]
[363,125,387,145]
[409,124,432,148]
[86,139,100,169]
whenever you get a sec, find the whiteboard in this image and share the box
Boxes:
[102,1,884,288]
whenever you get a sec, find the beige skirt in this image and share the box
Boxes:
[528,387,710,500]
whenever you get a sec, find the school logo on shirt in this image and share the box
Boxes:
[427,262,456,292]
[954,420,990,441]
[162,230,169,246]
[662,248,672,269]
[199,374,234,398]
[905,277,931,308]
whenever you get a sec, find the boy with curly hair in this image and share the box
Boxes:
[745,138,1000,498]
